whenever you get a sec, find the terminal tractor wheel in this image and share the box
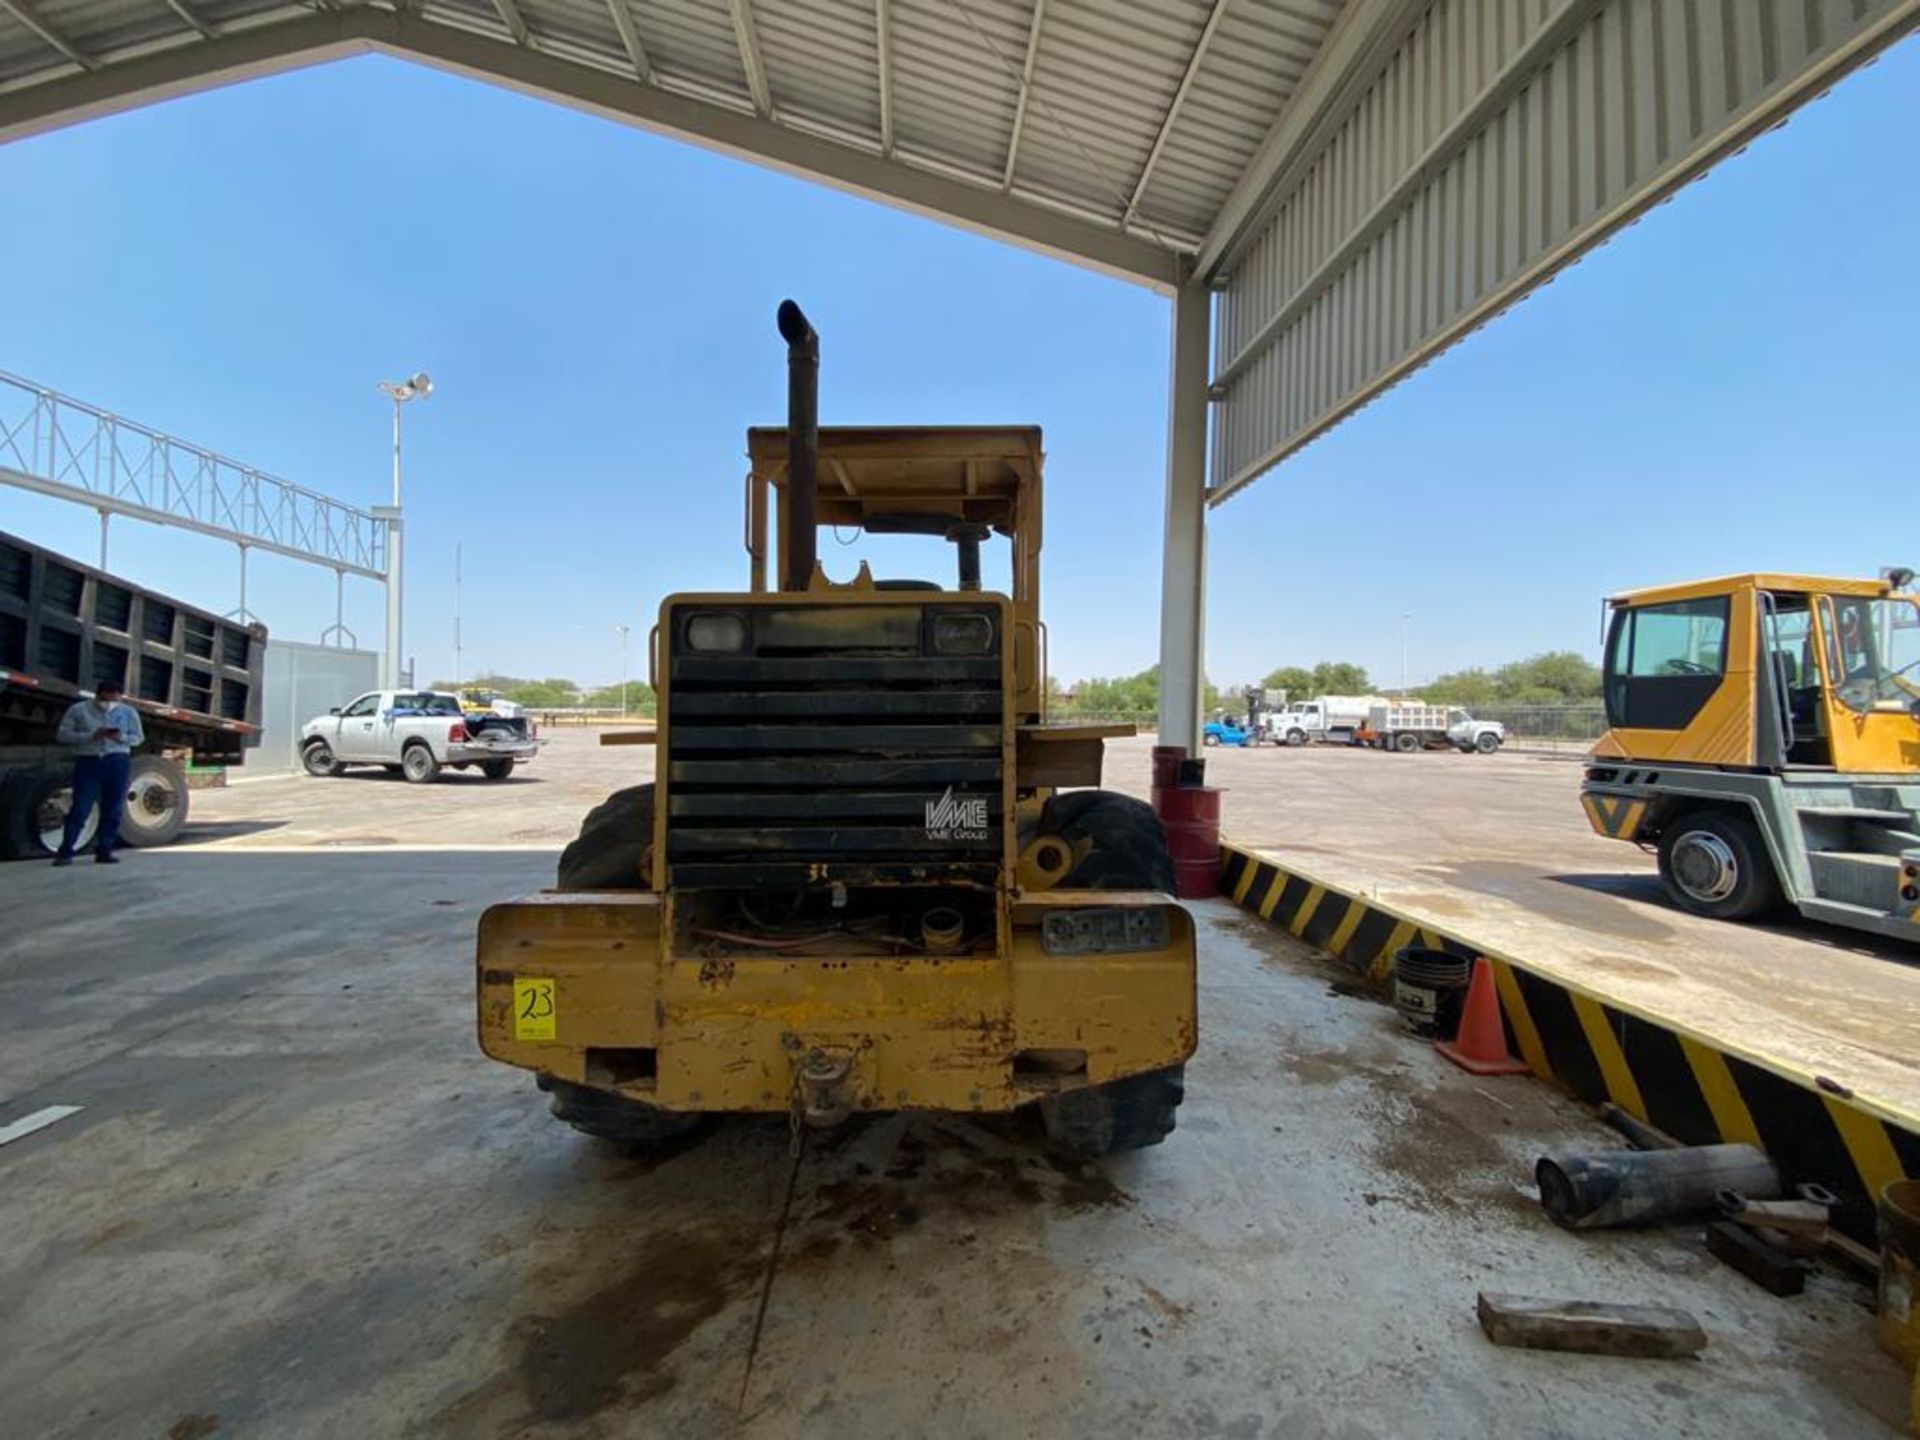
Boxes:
[1656,809,1783,921]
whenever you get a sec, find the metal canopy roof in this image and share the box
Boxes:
[0,0,1354,289]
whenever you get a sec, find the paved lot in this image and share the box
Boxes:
[1111,738,1920,1128]
[0,737,1908,1437]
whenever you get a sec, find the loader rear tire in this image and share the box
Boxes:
[540,1077,703,1147]
[1041,1065,1185,1159]
[557,783,654,891]
[1038,791,1175,892]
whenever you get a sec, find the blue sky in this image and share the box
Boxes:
[0,37,1914,693]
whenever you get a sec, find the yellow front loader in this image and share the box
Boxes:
[475,302,1196,1155]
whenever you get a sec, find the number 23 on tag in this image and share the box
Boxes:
[513,977,557,1041]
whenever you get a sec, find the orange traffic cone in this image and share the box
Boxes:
[1435,957,1531,1076]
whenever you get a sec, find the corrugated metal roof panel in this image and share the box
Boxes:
[0,0,1360,272]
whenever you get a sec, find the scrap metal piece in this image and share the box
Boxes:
[1536,1144,1781,1229]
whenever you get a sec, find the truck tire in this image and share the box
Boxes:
[557,784,655,891]
[1285,728,1307,747]
[540,1076,703,1147]
[301,739,340,777]
[480,759,515,781]
[1041,1065,1185,1159]
[1657,809,1783,921]
[1038,791,1176,892]
[119,755,188,848]
[1394,732,1421,754]
[400,742,440,784]
[1474,731,1501,754]
[1202,732,1220,747]
[8,765,94,858]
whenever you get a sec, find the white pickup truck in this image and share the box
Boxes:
[300,690,540,782]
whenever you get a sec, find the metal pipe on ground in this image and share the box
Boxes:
[1537,1144,1782,1230]
[776,299,819,593]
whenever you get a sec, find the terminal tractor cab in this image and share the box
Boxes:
[475,302,1196,1156]
[1582,569,1920,942]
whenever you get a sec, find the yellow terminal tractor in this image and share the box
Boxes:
[475,302,1196,1155]
[1582,569,1920,942]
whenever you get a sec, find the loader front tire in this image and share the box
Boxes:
[1041,1065,1185,1159]
[1038,790,1176,892]
[557,783,654,890]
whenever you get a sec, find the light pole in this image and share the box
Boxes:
[376,372,433,689]
[1400,612,1411,699]
[616,624,631,716]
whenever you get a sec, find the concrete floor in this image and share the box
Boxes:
[1113,737,1920,1126]
[0,744,1908,1437]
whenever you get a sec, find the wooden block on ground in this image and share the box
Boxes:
[1706,1220,1809,1296]
[1476,1292,1708,1358]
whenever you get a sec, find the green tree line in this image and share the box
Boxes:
[1049,650,1598,716]
[426,673,657,712]
[1418,651,1600,706]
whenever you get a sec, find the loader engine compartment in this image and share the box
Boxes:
[660,598,1009,892]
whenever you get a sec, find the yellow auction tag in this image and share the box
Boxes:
[513,976,557,1041]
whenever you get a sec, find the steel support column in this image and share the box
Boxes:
[375,504,402,689]
[1156,277,1209,754]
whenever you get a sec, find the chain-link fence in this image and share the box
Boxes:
[1477,702,1607,751]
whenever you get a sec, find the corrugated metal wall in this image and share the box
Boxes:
[254,640,380,775]
[1209,0,1920,500]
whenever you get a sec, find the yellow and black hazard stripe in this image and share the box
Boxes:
[1220,843,1919,1248]
[1580,790,1648,840]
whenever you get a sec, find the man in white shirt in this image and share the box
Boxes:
[53,679,146,866]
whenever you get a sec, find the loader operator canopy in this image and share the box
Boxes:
[745,425,1042,612]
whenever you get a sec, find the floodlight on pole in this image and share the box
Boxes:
[377,371,432,688]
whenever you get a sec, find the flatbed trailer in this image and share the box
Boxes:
[0,530,265,858]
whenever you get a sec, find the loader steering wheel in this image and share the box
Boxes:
[1660,659,1713,676]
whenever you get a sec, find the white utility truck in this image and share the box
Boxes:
[1267,695,1389,746]
[300,689,540,782]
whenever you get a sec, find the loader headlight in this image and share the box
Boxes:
[1042,907,1173,956]
[684,611,747,652]
[931,612,994,655]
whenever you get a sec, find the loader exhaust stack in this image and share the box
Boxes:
[776,299,819,592]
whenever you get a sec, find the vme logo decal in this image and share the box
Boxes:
[925,786,990,842]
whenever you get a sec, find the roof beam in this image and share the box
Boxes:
[874,0,893,156]
[1192,0,1429,280]
[1123,0,1229,225]
[605,0,651,83]
[1000,0,1047,190]
[727,0,772,117]
[0,9,1180,290]
[489,0,531,47]
[162,0,216,40]
[0,0,94,71]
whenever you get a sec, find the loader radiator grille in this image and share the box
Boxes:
[664,603,1004,888]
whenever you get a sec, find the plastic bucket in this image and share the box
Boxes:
[1879,1178,1920,1366]
[1392,946,1472,1038]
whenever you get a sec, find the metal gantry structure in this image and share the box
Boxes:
[0,368,394,655]
[1,0,1916,749]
